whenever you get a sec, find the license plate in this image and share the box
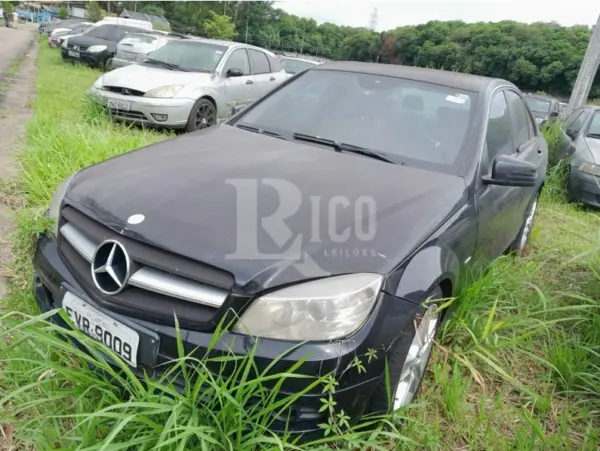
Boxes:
[124,51,137,60]
[107,99,131,111]
[68,50,80,58]
[63,292,139,367]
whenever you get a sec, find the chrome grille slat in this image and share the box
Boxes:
[59,223,227,308]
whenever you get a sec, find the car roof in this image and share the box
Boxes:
[311,61,508,92]
[167,37,276,56]
[281,56,319,64]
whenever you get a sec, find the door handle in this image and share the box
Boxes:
[246,80,253,84]
[270,76,276,81]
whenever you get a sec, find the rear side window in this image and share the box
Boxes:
[588,112,600,136]
[268,54,283,72]
[563,109,583,131]
[505,91,532,145]
[248,49,270,74]
[486,92,514,159]
[568,110,588,133]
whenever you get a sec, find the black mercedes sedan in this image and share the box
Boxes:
[558,106,600,207]
[61,24,148,70]
[33,62,547,433]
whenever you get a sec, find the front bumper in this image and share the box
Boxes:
[33,234,419,433]
[568,166,600,208]
[88,85,194,129]
[61,48,107,68]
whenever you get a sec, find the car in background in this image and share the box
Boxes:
[88,38,287,132]
[557,106,600,207]
[49,22,92,48]
[559,102,568,117]
[279,56,320,75]
[35,62,546,432]
[56,24,95,48]
[524,94,560,126]
[95,16,153,31]
[39,19,81,35]
[61,24,150,70]
[112,32,186,69]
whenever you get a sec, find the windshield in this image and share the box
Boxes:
[281,58,317,74]
[525,97,551,114]
[85,25,122,40]
[236,70,477,172]
[587,112,600,137]
[120,33,159,45]
[144,41,227,72]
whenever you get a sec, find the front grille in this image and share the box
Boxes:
[104,86,145,97]
[108,109,147,120]
[58,206,235,328]
[68,43,88,51]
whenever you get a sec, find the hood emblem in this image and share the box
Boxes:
[73,45,79,51]
[127,214,145,225]
[91,240,131,295]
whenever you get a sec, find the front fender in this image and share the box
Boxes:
[186,87,223,114]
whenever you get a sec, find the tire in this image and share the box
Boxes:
[368,286,443,414]
[103,58,114,72]
[507,193,539,255]
[184,98,217,133]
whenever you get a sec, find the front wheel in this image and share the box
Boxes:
[368,286,443,413]
[508,194,539,255]
[185,98,217,133]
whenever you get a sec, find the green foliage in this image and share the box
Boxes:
[202,11,236,41]
[57,6,67,20]
[86,0,103,22]
[1,1,14,14]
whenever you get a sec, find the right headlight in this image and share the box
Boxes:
[61,38,68,49]
[144,85,183,98]
[232,273,383,341]
[48,174,75,236]
[93,75,104,89]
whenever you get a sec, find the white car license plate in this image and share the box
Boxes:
[107,99,131,111]
[68,50,80,58]
[63,292,139,367]
[124,51,137,60]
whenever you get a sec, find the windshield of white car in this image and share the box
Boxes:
[144,41,227,72]
[525,97,551,114]
[236,70,477,172]
[281,58,317,74]
[587,112,600,139]
[120,33,159,45]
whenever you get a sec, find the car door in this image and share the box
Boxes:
[558,108,588,161]
[474,90,527,262]
[247,48,274,98]
[219,48,255,115]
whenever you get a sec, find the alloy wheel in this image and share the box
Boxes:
[393,304,439,410]
[194,104,215,129]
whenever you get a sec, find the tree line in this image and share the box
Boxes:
[115,1,598,98]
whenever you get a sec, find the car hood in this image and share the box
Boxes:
[100,63,214,92]
[64,125,467,293]
[69,34,115,49]
[584,137,600,163]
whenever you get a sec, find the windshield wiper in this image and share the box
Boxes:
[292,133,400,164]
[236,124,286,140]
[143,58,188,71]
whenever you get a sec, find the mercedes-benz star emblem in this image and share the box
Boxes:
[91,240,131,295]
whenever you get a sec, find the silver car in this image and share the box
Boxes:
[279,56,320,75]
[89,38,287,132]
[112,32,181,69]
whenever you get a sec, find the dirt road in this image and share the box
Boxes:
[0,24,38,300]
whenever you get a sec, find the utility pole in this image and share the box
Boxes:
[567,14,600,115]
[245,16,249,43]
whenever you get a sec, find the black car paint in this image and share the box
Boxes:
[32,64,547,432]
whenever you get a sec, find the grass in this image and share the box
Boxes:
[1,43,600,449]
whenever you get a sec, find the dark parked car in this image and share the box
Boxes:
[33,62,546,433]
[61,24,148,70]
[524,94,560,126]
[558,106,600,207]
[39,19,82,35]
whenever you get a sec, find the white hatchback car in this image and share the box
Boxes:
[89,38,287,132]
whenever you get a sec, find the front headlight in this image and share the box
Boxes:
[144,85,183,98]
[93,76,104,89]
[87,45,107,53]
[48,174,75,236]
[61,38,68,49]
[232,273,383,341]
[579,162,600,177]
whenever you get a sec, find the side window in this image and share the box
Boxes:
[563,109,583,131]
[223,49,250,76]
[486,91,514,160]
[248,49,270,75]
[505,91,532,145]
[569,110,588,134]
[267,54,283,72]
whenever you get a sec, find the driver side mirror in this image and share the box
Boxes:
[226,68,243,78]
[482,154,538,187]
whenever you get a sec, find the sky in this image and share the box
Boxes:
[275,0,600,31]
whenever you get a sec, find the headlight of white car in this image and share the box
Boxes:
[144,85,183,98]
[232,273,383,341]
[579,162,600,177]
[93,76,104,89]
[61,38,68,49]
[47,174,75,236]
[87,45,107,53]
